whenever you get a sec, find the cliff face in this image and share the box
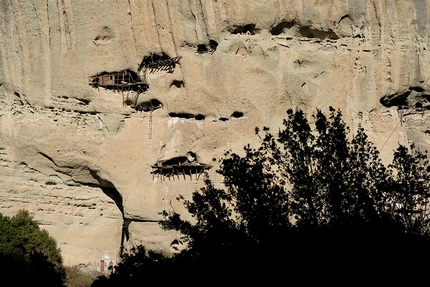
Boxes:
[1,0,430,267]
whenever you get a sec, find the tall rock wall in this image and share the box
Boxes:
[1,0,430,267]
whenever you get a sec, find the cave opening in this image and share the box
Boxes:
[209,40,219,51]
[299,26,338,40]
[169,112,195,119]
[169,112,205,120]
[195,114,205,120]
[171,80,185,88]
[231,24,257,35]
[197,40,219,54]
[197,44,208,53]
[380,90,411,107]
[136,99,163,112]
[231,111,244,118]
[270,21,296,35]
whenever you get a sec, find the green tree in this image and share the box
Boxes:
[0,210,65,286]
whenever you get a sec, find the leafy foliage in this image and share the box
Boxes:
[0,210,65,286]
[65,266,99,287]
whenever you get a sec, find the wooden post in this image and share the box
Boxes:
[197,168,203,180]
[399,106,403,126]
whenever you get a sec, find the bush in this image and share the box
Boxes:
[65,266,99,287]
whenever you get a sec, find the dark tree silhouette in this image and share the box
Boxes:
[257,108,393,228]
[388,144,430,235]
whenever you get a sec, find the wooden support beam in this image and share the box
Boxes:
[197,168,203,181]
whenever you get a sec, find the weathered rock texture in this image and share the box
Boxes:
[1,0,430,267]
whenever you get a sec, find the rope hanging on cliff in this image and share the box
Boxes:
[379,106,413,152]
[379,121,400,152]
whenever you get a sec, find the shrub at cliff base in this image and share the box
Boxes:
[0,210,66,287]
[94,108,430,286]
[65,266,99,287]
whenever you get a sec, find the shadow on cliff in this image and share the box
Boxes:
[90,169,123,214]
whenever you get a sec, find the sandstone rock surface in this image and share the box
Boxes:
[1,0,430,267]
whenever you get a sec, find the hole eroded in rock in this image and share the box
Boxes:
[169,112,194,119]
[136,99,163,112]
[171,80,185,88]
[55,96,91,106]
[169,112,205,121]
[231,24,257,35]
[299,26,338,40]
[209,40,219,50]
[197,44,208,53]
[411,86,425,92]
[197,40,219,54]
[270,21,296,35]
[195,114,205,121]
[380,90,411,107]
[231,111,244,118]
[79,98,91,105]
[123,99,134,106]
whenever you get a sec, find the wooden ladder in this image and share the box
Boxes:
[148,110,153,139]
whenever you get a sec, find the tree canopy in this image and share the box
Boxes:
[0,210,66,287]
[95,107,430,286]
